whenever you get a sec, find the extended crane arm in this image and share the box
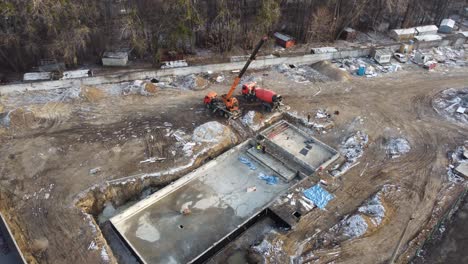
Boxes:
[224,36,268,100]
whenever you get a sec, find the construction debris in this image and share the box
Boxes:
[447,145,468,183]
[173,74,207,90]
[318,188,389,243]
[246,186,257,192]
[122,80,158,96]
[89,167,102,175]
[385,137,411,158]
[140,157,166,164]
[433,88,468,125]
[161,60,188,69]
[275,64,331,83]
[331,131,369,177]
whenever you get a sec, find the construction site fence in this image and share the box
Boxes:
[0,38,464,95]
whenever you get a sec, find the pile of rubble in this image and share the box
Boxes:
[385,137,411,159]
[424,47,466,67]
[433,88,468,125]
[334,57,402,78]
[447,144,468,183]
[118,74,209,91]
[285,111,335,134]
[316,186,394,246]
[329,191,386,240]
[331,131,369,177]
[275,64,331,83]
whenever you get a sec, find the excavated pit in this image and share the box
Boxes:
[104,121,339,264]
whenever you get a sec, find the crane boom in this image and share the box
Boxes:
[224,36,268,100]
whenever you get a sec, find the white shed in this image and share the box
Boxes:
[439,19,455,33]
[102,51,129,66]
[373,49,392,65]
[390,28,416,41]
[415,25,439,35]
[414,51,432,64]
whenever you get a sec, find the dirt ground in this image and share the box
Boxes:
[0,63,467,264]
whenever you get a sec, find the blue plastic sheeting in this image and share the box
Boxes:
[239,156,256,170]
[303,184,334,209]
[258,172,279,185]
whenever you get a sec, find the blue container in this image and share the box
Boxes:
[357,65,366,76]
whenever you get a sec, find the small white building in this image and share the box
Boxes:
[439,19,456,33]
[390,28,416,41]
[102,51,129,66]
[415,25,439,35]
[372,49,392,65]
[414,51,432,64]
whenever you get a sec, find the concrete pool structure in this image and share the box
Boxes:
[109,121,339,264]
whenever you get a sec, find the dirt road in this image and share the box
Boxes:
[0,65,467,263]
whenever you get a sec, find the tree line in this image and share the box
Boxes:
[0,0,460,72]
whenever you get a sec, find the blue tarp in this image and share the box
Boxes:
[303,184,334,209]
[239,156,256,170]
[258,172,279,185]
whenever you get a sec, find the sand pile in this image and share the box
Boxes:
[312,61,351,82]
[80,86,106,102]
[6,103,72,130]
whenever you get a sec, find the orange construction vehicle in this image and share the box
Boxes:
[241,82,283,112]
[204,36,268,119]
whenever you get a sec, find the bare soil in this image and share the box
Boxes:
[0,64,467,264]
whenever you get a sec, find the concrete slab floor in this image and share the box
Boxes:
[110,141,296,264]
[262,121,339,171]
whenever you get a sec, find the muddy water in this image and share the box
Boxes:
[413,197,468,264]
